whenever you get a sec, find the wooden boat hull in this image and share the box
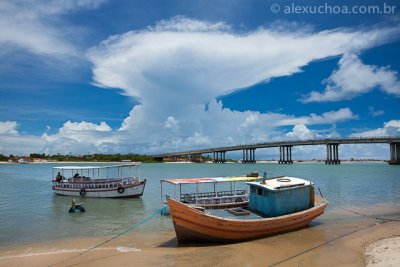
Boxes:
[168,195,328,243]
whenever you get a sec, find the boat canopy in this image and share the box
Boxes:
[52,163,141,170]
[161,176,261,185]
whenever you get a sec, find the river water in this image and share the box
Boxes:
[0,162,399,248]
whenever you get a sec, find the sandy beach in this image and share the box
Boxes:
[365,236,400,267]
[1,205,399,267]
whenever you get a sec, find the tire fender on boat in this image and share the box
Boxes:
[118,187,125,194]
[80,188,86,196]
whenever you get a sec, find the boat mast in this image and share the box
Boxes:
[196,183,198,204]
[160,181,163,203]
[214,182,216,197]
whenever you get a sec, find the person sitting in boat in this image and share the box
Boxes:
[56,172,63,182]
[71,198,76,209]
[73,173,80,178]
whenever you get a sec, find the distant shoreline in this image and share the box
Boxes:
[0,159,388,164]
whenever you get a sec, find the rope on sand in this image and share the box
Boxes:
[269,205,400,267]
[268,221,385,267]
[48,206,167,267]
[334,206,400,222]
[269,168,400,266]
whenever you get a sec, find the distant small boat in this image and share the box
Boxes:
[168,176,328,243]
[52,163,146,198]
[160,174,261,209]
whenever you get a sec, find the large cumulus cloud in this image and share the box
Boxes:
[1,17,399,157]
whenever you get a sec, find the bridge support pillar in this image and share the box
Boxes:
[389,143,400,165]
[242,148,256,163]
[279,145,293,164]
[213,151,226,163]
[325,144,340,164]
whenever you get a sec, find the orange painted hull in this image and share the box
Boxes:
[168,195,328,243]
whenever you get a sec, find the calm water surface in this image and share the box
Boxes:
[0,162,399,248]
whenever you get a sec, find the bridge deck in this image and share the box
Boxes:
[154,137,400,158]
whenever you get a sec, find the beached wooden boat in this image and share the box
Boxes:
[161,174,261,209]
[168,176,329,243]
[52,163,146,198]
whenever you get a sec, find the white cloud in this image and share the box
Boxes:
[164,116,179,130]
[344,120,400,159]
[88,18,398,103]
[278,108,358,126]
[84,17,394,153]
[0,102,358,155]
[0,121,47,155]
[368,106,385,117]
[39,121,117,155]
[59,121,112,132]
[351,120,400,137]
[0,121,19,135]
[0,135,45,156]
[385,120,400,128]
[151,16,230,32]
[301,53,400,103]
[286,124,320,140]
[0,0,106,57]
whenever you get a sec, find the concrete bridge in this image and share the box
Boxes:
[153,136,400,165]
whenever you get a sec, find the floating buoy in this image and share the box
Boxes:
[69,205,85,213]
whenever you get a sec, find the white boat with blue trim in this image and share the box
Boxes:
[52,163,146,198]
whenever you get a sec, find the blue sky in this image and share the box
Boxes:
[0,0,399,159]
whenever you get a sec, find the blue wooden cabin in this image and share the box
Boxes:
[247,176,314,217]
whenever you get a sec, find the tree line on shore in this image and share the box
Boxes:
[0,153,158,163]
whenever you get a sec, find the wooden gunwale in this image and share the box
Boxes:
[198,201,249,209]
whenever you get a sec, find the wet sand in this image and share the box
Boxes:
[1,205,399,267]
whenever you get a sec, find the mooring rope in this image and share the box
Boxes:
[268,167,400,266]
[268,220,387,267]
[268,203,400,266]
[333,205,400,222]
[48,206,166,267]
